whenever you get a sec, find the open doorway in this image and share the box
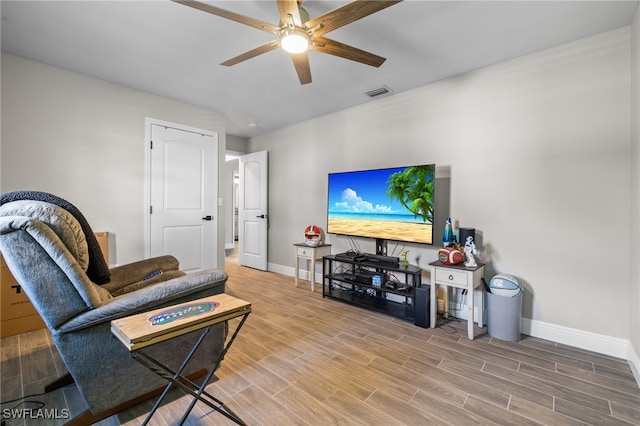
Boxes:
[224,150,269,270]
[225,152,241,264]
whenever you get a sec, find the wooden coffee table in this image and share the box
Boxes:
[111,293,251,425]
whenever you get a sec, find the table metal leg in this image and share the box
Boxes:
[133,313,250,425]
[179,313,249,425]
[137,327,211,425]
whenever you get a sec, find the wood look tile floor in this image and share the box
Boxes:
[2,256,639,425]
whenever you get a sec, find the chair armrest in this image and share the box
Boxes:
[58,269,227,333]
[103,255,180,292]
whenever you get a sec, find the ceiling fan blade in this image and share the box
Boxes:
[311,37,386,67]
[291,52,312,85]
[305,0,402,38]
[221,41,280,67]
[173,0,281,34]
[277,0,302,26]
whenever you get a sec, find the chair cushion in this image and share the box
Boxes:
[108,270,186,297]
[0,200,89,271]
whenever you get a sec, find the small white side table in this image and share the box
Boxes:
[294,243,331,292]
[429,260,486,340]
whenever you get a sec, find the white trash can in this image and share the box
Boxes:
[487,290,523,342]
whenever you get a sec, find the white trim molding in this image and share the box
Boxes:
[522,318,629,359]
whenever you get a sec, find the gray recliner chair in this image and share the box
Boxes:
[0,198,229,424]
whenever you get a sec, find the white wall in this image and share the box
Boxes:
[226,134,248,153]
[249,28,632,343]
[1,53,228,268]
[630,5,640,376]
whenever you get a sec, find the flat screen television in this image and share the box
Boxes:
[327,164,435,245]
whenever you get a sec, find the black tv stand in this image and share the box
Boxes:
[322,254,424,325]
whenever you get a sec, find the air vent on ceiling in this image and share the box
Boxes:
[365,85,393,98]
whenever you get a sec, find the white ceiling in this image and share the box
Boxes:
[2,1,638,138]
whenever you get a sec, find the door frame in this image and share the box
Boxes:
[143,117,219,261]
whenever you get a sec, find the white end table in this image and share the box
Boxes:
[294,243,331,292]
[429,260,486,340]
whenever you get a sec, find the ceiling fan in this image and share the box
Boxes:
[173,0,403,84]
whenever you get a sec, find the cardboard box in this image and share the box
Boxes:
[0,315,46,338]
[94,231,109,264]
[1,253,45,337]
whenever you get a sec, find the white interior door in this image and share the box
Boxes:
[238,151,268,270]
[148,122,218,272]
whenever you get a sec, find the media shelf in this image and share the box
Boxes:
[322,254,423,323]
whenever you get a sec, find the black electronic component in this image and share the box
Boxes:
[343,270,376,284]
[365,254,399,264]
[414,286,431,328]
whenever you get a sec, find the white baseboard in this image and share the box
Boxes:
[269,263,294,278]
[269,263,326,284]
[521,318,629,359]
[268,262,639,386]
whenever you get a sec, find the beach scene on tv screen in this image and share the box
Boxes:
[327,165,434,244]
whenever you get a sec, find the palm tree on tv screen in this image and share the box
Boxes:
[386,165,434,223]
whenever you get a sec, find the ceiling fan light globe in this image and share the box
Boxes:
[281,30,309,54]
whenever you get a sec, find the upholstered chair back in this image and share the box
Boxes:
[0,201,112,329]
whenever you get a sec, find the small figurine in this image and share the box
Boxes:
[401,251,409,268]
[463,235,477,267]
[442,217,454,247]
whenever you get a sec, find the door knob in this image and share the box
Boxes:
[202,215,213,221]
[256,214,267,219]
